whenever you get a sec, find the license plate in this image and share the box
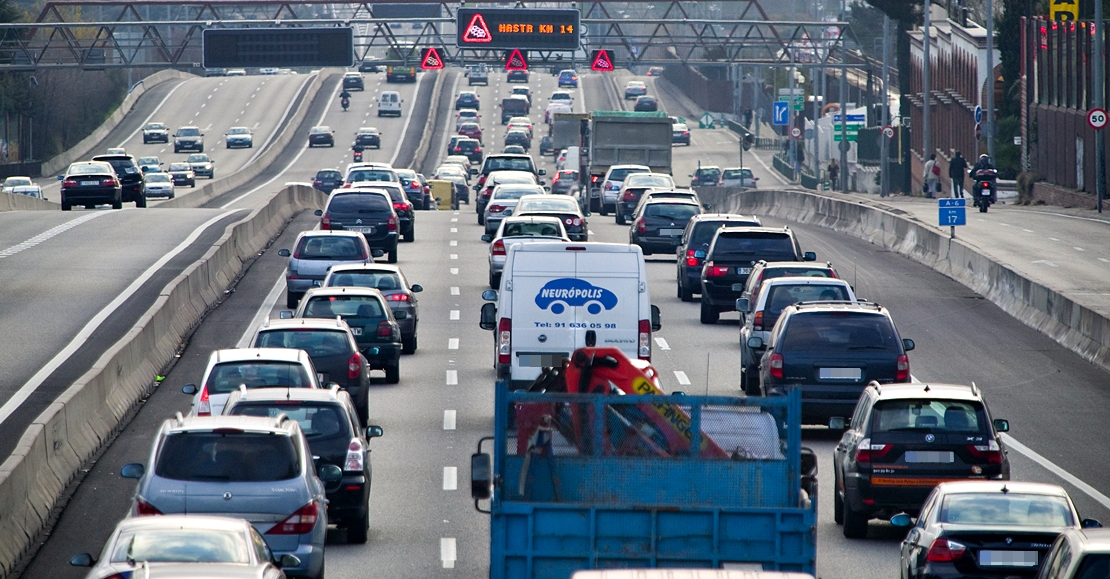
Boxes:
[347,226,375,233]
[738,267,752,275]
[660,229,683,236]
[80,180,98,186]
[819,367,862,380]
[979,551,1038,567]
[517,352,569,367]
[351,327,363,336]
[904,451,955,463]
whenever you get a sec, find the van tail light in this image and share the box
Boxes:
[498,317,512,364]
[268,501,320,535]
[135,497,163,516]
[348,352,362,379]
[967,439,1003,465]
[376,321,394,337]
[320,213,332,230]
[854,438,893,464]
[704,262,730,277]
[638,319,651,360]
[896,354,910,382]
[635,218,646,233]
[387,215,398,232]
[491,239,506,256]
[344,438,365,471]
[753,310,763,331]
[926,539,967,563]
[196,385,211,416]
[768,353,784,379]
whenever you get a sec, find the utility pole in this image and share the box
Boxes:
[1097,0,1106,212]
[923,0,932,166]
[813,64,820,179]
[985,0,995,160]
[840,65,849,192]
[789,45,798,181]
[881,16,891,197]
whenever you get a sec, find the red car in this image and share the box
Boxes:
[457,122,483,144]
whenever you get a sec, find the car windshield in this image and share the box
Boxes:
[608,167,649,181]
[205,361,313,394]
[327,270,403,291]
[230,404,350,440]
[294,235,367,259]
[626,174,674,188]
[228,128,249,135]
[871,399,987,433]
[155,432,300,482]
[517,198,578,213]
[68,163,111,176]
[187,155,209,163]
[302,295,386,318]
[645,203,700,220]
[762,284,850,327]
[502,221,562,237]
[146,123,166,130]
[723,169,753,180]
[938,493,1074,527]
[712,233,796,259]
[169,163,191,172]
[346,169,396,183]
[110,529,250,564]
[145,174,172,183]
[493,186,543,200]
[177,128,200,136]
[780,313,898,353]
[255,329,352,358]
[4,177,32,186]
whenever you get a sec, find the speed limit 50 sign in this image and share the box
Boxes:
[1089,108,1108,130]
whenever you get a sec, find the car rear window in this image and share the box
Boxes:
[938,494,1073,527]
[346,169,396,183]
[763,284,850,326]
[762,266,834,281]
[645,203,700,220]
[493,186,542,200]
[327,271,403,290]
[870,399,987,433]
[205,362,313,394]
[517,198,578,213]
[697,168,721,177]
[691,221,759,245]
[781,313,898,353]
[229,404,350,441]
[503,222,562,237]
[316,170,341,180]
[302,295,386,318]
[458,141,480,151]
[155,432,300,482]
[608,168,648,181]
[711,232,797,260]
[723,169,753,180]
[68,163,112,176]
[484,157,534,173]
[254,330,352,358]
[110,529,250,564]
[294,235,367,260]
[327,193,390,213]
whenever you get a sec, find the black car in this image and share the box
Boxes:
[90,154,147,208]
[634,96,659,111]
[325,264,422,354]
[453,138,484,164]
[504,129,531,151]
[59,161,123,210]
[318,189,399,263]
[296,288,403,383]
[629,199,702,256]
[750,301,914,425]
[615,175,677,225]
[313,169,343,193]
[539,135,554,155]
[356,184,415,243]
[514,195,589,242]
[507,69,529,83]
[691,166,721,187]
[447,135,467,156]
[358,59,381,73]
[834,382,1011,539]
[308,126,335,147]
[225,388,383,544]
[699,226,813,323]
[173,126,204,153]
[675,214,762,302]
[354,127,381,149]
[551,169,579,195]
[342,73,365,91]
[455,92,481,110]
[897,482,1099,577]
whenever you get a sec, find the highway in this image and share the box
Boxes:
[9,66,1110,579]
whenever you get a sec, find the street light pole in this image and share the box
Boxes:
[881,15,891,197]
[1096,0,1106,212]
[985,0,995,160]
[923,0,932,168]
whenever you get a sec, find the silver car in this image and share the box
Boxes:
[69,515,298,579]
[483,183,546,235]
[720,167,758,188]
[180,348,323,417]
[120,415,336,579]
[482,215,568,288]
[187,153,216,179]
[142,172,175,199]
[225,126,254,148]
[277,230,372,308]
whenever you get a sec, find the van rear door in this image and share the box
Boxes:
[573,250,642,360]
[510,249,577,381]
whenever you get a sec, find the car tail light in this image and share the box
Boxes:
[348,351,362,380]
[268,501,320,535]
[344,438,365,471]
[474,147,482,153]
[481,189,493,199]
[385,293,410,301]
[62,178,78,188]
[768,353,784,379]
[684,249,699,267]
[704,262,730,277]
[636,218,646,233]
[387,215,398,232]
[855,438,893,464]
[683,131,690,136]
[393,202,410,211]
[377,321,394,337]
[498,317,511,364]
[638,319,651,360]
[313,180,323,186]
[896,354,910,382]
[488,204,505,213]
[967,439,1003,465]
[196,385,211,416]
[491,239,506,256]
[101,177,118,187]
[591,175,600,184]
[753,310,763,331]
[423,185,430,195]
[135,497,163,516]
[926,539,967,563]
[478,175,487,187]
[320,213,332,230]
[622,191,636,201]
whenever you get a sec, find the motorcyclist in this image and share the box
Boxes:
[352,143,365,162]
[340,90,351,111]
[969,154,997,204]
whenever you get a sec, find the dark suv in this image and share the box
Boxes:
[318,189,399,263]
[629,199,702,256]
[354,127,381,149]
[292,287,403,384]
[675,214,762,301]
[453,138,484,164]
[700,226,813,324]
[833,382,1010,538]
[749,301,915,425]
[312,169,343,193]
[91,154,147,208]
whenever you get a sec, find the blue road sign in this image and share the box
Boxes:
[938,198,966,226]
[772,101,789,126]
[974,106,983,124]
[831,114,866,123]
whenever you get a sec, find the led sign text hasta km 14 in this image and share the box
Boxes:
[456,8,580,51]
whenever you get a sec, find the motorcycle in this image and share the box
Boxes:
[341,96,350,111]
[352,144,364,162]
[971,168,998,213]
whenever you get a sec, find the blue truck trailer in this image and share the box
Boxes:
[470,371,818,578]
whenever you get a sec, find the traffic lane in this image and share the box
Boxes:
[0,207,248,460]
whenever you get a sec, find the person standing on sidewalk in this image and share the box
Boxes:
[949,151,968,198]
[923,154,940,199]
[828,159,840,190]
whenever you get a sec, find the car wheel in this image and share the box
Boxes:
[190,181,196,188]
[477,213,485,225]
[616,212,625,225]
[833,470,845,524]
[198,145,203,152]
[286,290,299,309]
[377,111,383,117]
[699,300,719,324]
[112,195,123,210]
[311,557,325,579]
[168,191,175,199]
[347,504,369,544]
[402,227,414,242]
[61,201,71,211]
[679,281,694,302]
[387,249,398,264]
[135,193,147,208]
[489,271,501,289]
[600,203,608,216]
[842,498,869,539]
[384,364,400,384]
[741,366,761,396]
[402,333,417,355]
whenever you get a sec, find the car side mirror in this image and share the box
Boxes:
[279,311,293,319]
[1083,519,1104,529]
[318,464,342,483]
[371,249,384,258]
[803,251,817,261]
[471,452,492,500]
[992,418,1010,433]
[650,304,662,331]
[182,384,198,395]
[69,553,95,567]
[747,337,763,349]
[754,177,760,181]
[394,311,408,320]
[57,175,64,180]
[277,554,302,569]
[480,303,497,330]
[366,425,384,438]
[277,249,291,257]
[538,169,547,175]
[736,298,750,312]
[313,209,323,216]
[411,284,423,293]
[120,463,145,479]
[890,514,913,528]
[482,289,498,301]
[481,234,492,242]
[902,338,915,352]
[702,203,711,210]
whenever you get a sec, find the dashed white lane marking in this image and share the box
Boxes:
[450,254,458,260]
[1002,434,1110,511]
[1049,237,1060,241]
[1074,247,1085,251]
[453,211,460,215]
[588,229,595,236]
[450,240,458,246]
[0,213,104,258]
[1100,258,1110,263]
[450,310,460,320]
[673,370,691,386]
[448,338,459,350]
[446,370,458,385]
[654,337,671,350]
[450,286,460,295]
[1023,228,1035,233]
[451,218,458,222]
[441,538,457,568]
[451,227,458,233]
[443,409,457,430]
[443,467,458,490]
[450,268,459,275]
[1031,260,1059,267]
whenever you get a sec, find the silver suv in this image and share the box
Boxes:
[277,230,372,308]
[120,414,337,579]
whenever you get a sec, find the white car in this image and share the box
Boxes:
[136,156,162,173]
[507,117,534,139]
[482,215,569,288]
[455,110,481,131]
[550,90,574,105]
[545,102,573,123]
[1,176,43,199]
[181,348,322,416]
[598,164,651,215]
[624,81,647,99]
[720,167,758,188]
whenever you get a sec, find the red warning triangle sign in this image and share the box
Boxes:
[505,48,528,71]
[461,13,493,43]
[420,47,444,70]
[590,50,614,72]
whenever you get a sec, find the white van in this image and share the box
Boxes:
[377,91,403,117]
[480,242,661,385]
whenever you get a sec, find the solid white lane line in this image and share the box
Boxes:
[388,72,429,167]
[450,240,458,246]
[443,409,457,430]
[443,467,458,490]
[450,286,460,295]
[446,370,458,385]
[654,337,671,350]
[0,210,245,426]
[448,338,459,350]
[450,268,459,275]
[1003,434,1110,510]
[0,213,104,258]
[236,274,285,347]
[449,310,460,320]
[673,371,691,386]
[441,538,457,569]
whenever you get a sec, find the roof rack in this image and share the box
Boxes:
[174,411,186,426]
[868,380,881,395]
[793,300,879,308]
[970,381,980,397]
[274,413,289,427]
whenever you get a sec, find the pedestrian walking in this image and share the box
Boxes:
[827,159,840,190]
[923,154,941,199]
[949,151,968,198]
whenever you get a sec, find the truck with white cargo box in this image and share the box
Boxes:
[586,111,673,212]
